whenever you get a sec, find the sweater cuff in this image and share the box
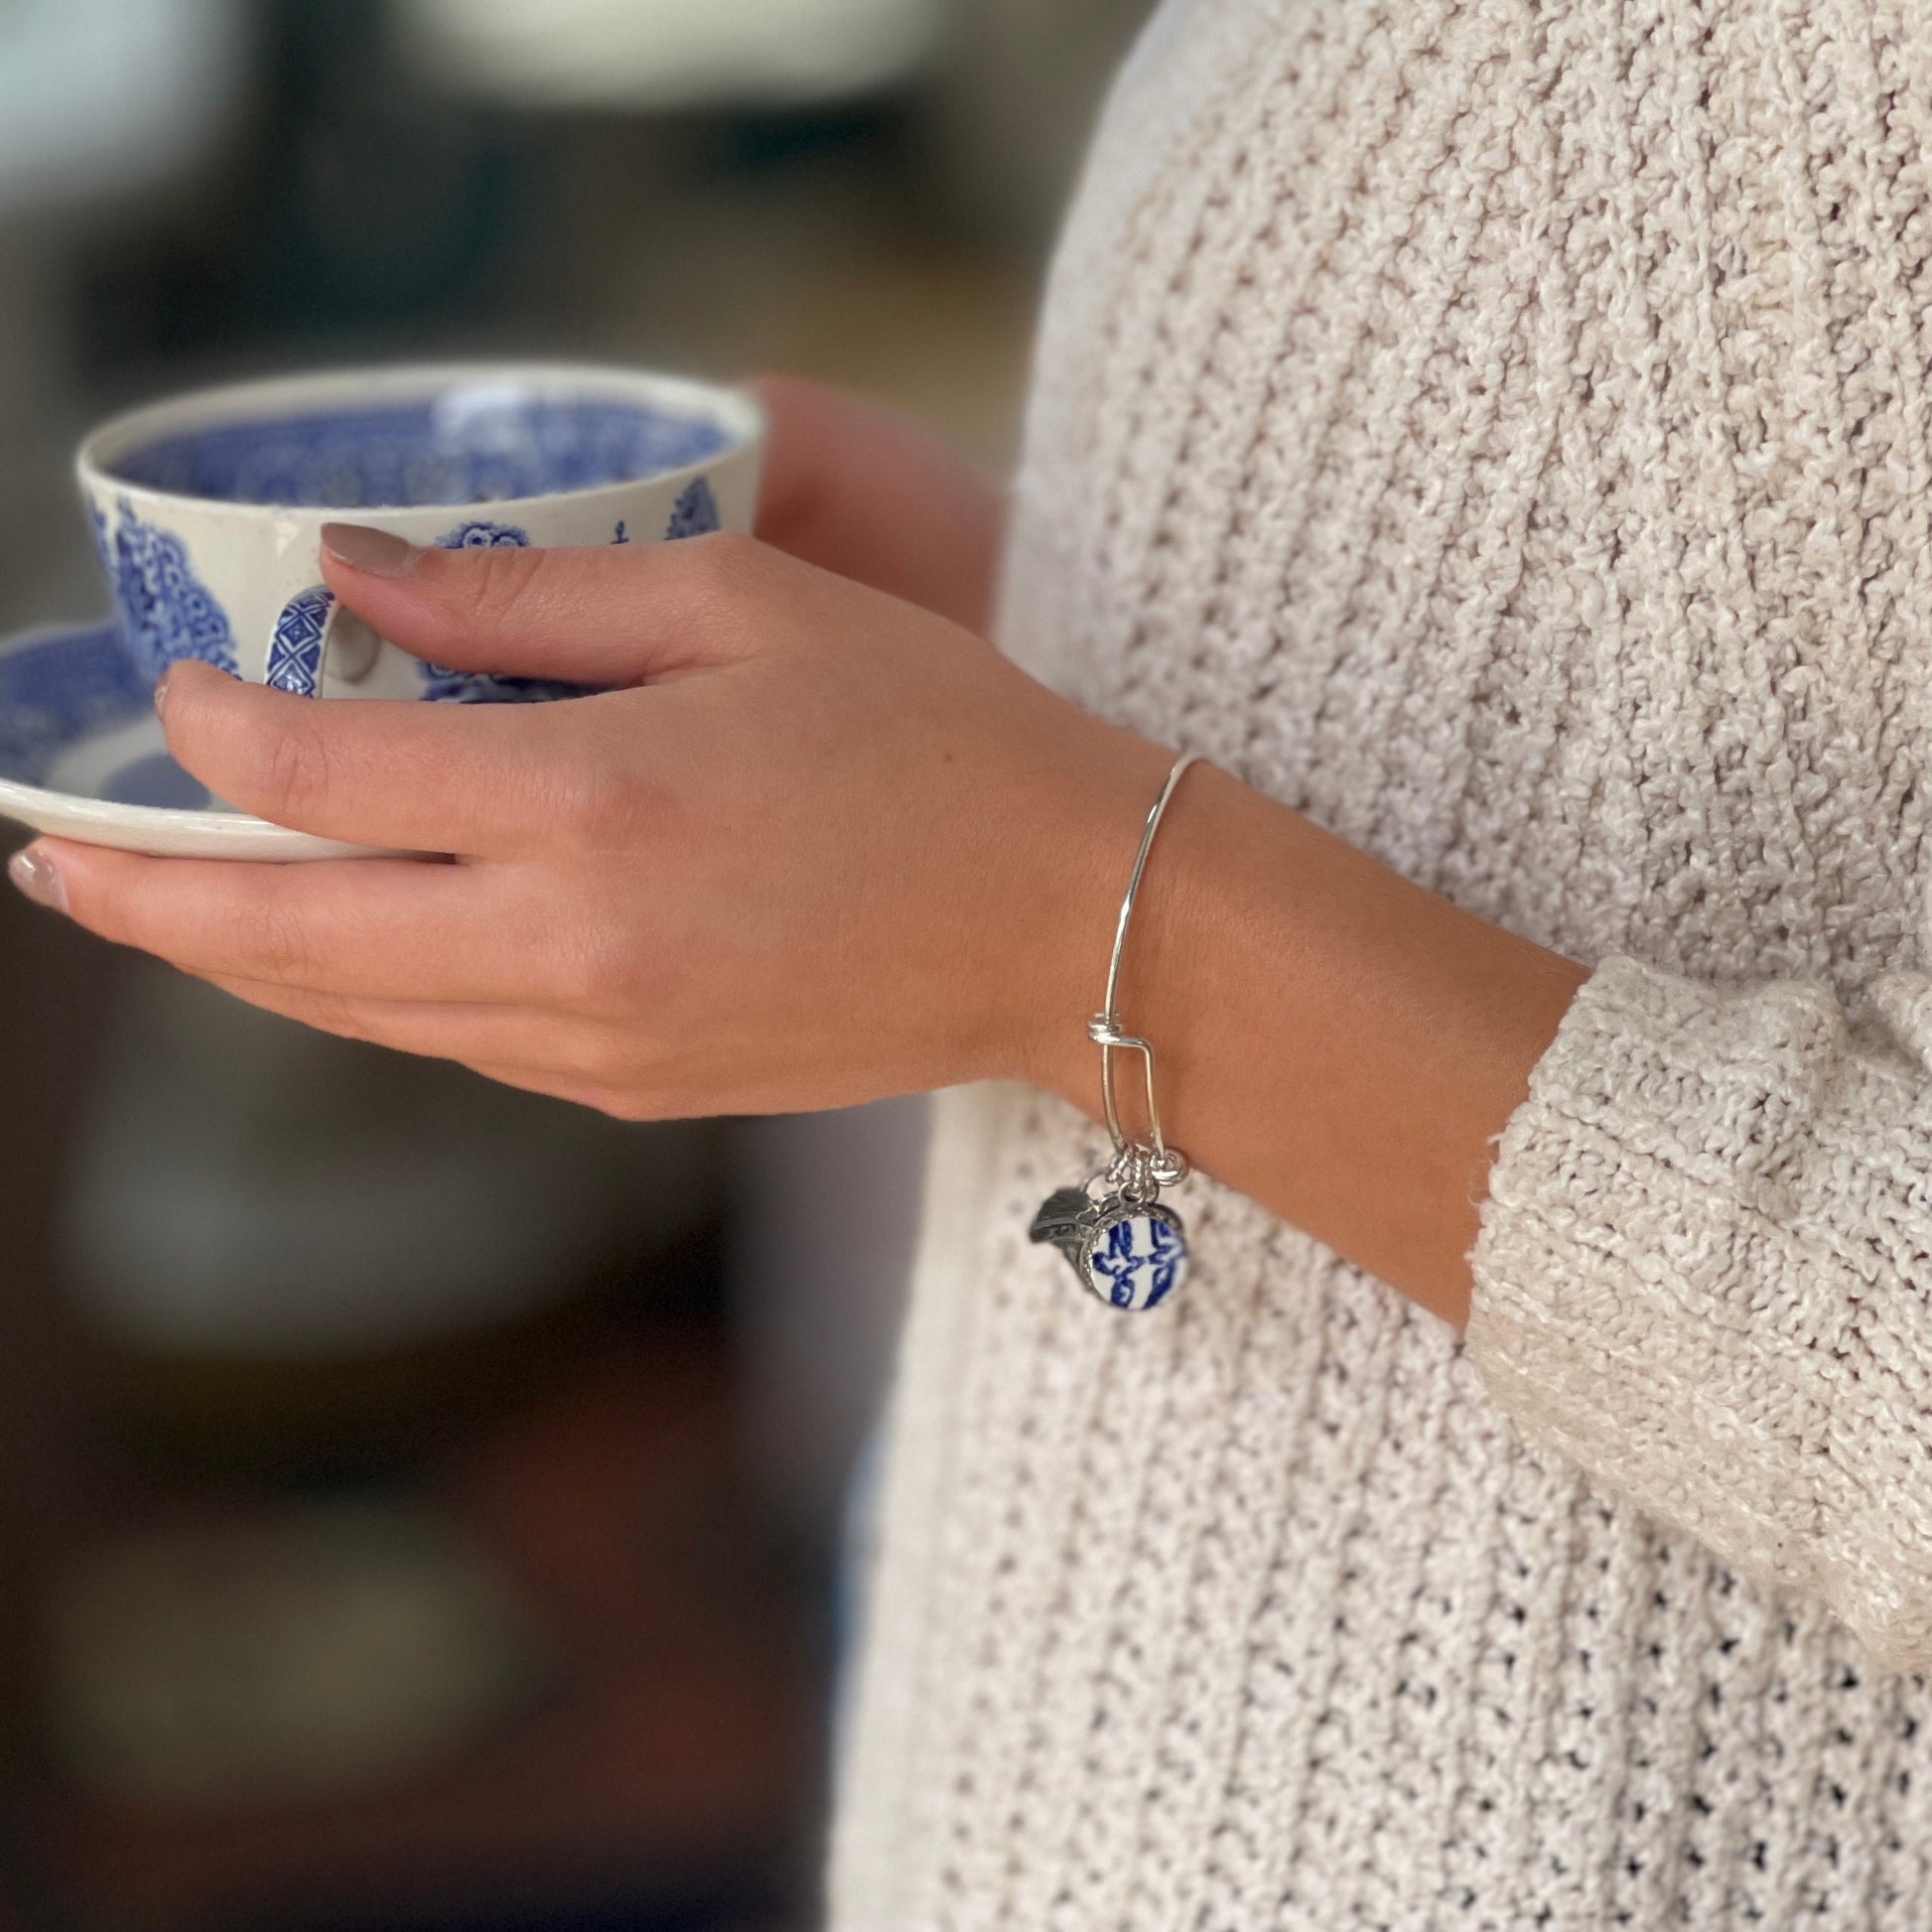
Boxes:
[1466,954,1932,1673]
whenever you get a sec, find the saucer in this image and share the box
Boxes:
[0,621,370,861]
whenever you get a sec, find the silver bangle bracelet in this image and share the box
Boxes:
[1029,750,1200,1311]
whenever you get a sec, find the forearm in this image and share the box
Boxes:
[1024,749,1587,1328]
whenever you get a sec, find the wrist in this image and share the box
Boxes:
[1002,750,1279,1176]
[993,725,1188,1112]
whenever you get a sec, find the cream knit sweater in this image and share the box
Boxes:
[829,0,1932,1924]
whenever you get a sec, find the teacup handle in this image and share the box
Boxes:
[265,587,382,696]
[265,586,336,697]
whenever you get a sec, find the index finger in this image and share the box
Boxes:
[158,663,641,857]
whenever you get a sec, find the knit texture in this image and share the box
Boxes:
[829,0,1932,1926]
[1469,958,1932,1677]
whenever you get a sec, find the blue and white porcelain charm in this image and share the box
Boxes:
[1031,1176,1189,1311]
[1086,1200,1188,1310]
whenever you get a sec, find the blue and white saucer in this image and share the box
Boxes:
[0,621,367,861]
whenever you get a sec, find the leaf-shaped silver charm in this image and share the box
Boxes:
[1030,1185,1100,1278]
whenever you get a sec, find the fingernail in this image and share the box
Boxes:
[154,665,174,716]
[9,848,67,914]
[321,523,420,577]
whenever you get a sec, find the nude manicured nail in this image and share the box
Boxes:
[321,523,420,577]
[154,665,174,716]
[9,848,67,914]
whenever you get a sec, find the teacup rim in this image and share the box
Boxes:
[74,358,765,520]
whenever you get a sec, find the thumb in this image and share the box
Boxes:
[317,522,754,685]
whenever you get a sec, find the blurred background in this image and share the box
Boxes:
[0,2,1157,1926]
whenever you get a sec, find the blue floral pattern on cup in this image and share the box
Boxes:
[92,497,238,681]
[440,518,531,550]
[665,478,722,541]
[110,397,731,510]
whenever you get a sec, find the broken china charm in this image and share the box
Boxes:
[1031,1174,1190,1311]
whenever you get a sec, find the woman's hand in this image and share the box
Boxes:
[16,526,1170,1119]
[9,380,1589,1324]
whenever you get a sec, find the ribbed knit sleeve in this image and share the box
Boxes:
[1468,955,1932,1675]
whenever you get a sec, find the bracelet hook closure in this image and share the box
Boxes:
[1087,1012,1182,1180]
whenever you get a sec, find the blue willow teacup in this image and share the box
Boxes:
[75,363,766,703]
